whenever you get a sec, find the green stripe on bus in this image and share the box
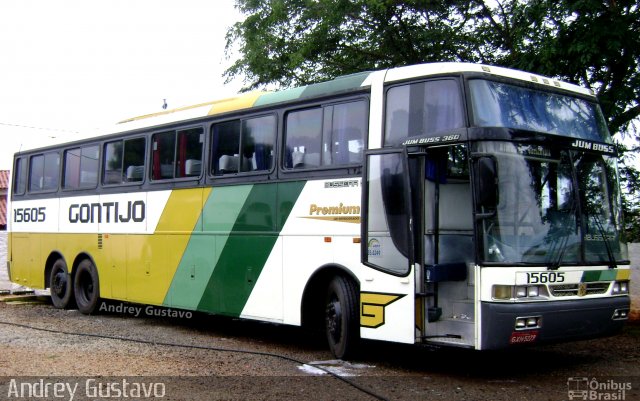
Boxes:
[253,87,307,107]
[298,71,371,98]
[581,270,617,282]
[163,185,254,309]
[196,181,306,315]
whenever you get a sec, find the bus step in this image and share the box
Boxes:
[428,307,442,322]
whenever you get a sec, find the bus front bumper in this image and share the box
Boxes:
[480,296,630,349]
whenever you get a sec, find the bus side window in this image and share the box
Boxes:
[63,145,99,190]
[104,137,146,184]
[211,120,241,175]
[385,80,464,146]
[211,115,275,176]
[284,108,322,169]
[152,131,176,180]
[29,152,60,193]
[284,100,366,170]
[176,128,203,178]
[323,100,366,166]
[13,157,27,195]
[151,128,203,181]
[242,115,276,172]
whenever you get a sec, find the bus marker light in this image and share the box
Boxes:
[324,237,332,243]
[516,286,527,298]
[353,238,361,244]
[527,286,539,297]
[612,309,629,320]
[612,281,629,295]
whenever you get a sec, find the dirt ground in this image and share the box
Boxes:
[0,297,638,401]
[1,235,638,400]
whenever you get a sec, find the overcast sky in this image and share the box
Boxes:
[0,0,245,170]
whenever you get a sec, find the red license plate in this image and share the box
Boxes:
[509,330,539,344]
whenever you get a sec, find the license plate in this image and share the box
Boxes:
[509,330,539,344]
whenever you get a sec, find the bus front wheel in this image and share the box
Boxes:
[325,276,359,359]
[74,259,100,315]
[50,259,73,309]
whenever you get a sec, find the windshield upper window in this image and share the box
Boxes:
[469,80,611,143]
[385,79,464,146]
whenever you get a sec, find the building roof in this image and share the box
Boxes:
[0,170,8,189]
[0,197,5,226]
[0,170,8,226]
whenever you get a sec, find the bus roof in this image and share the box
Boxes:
[115,62,594,133]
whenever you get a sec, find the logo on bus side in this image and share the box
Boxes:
[360,292,405,328]
[68,201,146,223]
[303,203,361,223]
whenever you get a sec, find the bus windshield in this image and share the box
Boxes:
[475,141,628,265]
[469,79,612,143]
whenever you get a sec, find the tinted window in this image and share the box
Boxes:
[211,115,276,175]
[13,158,27,195]
[29,152,60,192]
[63,145,99,189]
[385,80,464,146]
[285,99,366,169]
[104,137,146,184]
[285,108,323,169]
[324,101,366,165]
[469,79,610,142]
[152,128,203,180]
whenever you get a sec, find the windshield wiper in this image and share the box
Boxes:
[589,214,617,269]
[548,155,579,271]
[548,198,577,271]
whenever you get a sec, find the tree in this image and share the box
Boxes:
[225,0,640,239]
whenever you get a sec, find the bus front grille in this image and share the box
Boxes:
[549,282,610,297]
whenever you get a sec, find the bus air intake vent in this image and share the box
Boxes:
[550,283,610,297]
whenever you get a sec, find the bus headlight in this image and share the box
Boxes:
[493,285,512,300]
[516,285,541,298]
[493,285,546,300]
[612,281,629,295]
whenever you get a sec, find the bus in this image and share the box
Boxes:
[7,62,631,358]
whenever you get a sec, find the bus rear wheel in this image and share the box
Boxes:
[74,259,100,315]
[325,276,359,359]
[50,259,73,309]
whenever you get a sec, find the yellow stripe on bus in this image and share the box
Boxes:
[207,91,265,116]
[125,188,211,305]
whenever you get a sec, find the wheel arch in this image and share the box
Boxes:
[300,263,360,331]
[72,252,97,273]
[44,251,66,289]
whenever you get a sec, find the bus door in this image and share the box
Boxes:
[421,145,475,347]
[361,148,421,344]
[362,146,476,346]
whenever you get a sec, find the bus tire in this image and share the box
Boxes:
[50,259,74,309]
[74,259,100,315]
[325,275,359,359]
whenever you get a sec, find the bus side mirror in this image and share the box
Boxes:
[475,157,498,213]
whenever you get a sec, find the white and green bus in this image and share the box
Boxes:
[8,63,631,358]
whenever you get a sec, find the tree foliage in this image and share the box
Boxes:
[226,0,639,134]
[225,0,640,239]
